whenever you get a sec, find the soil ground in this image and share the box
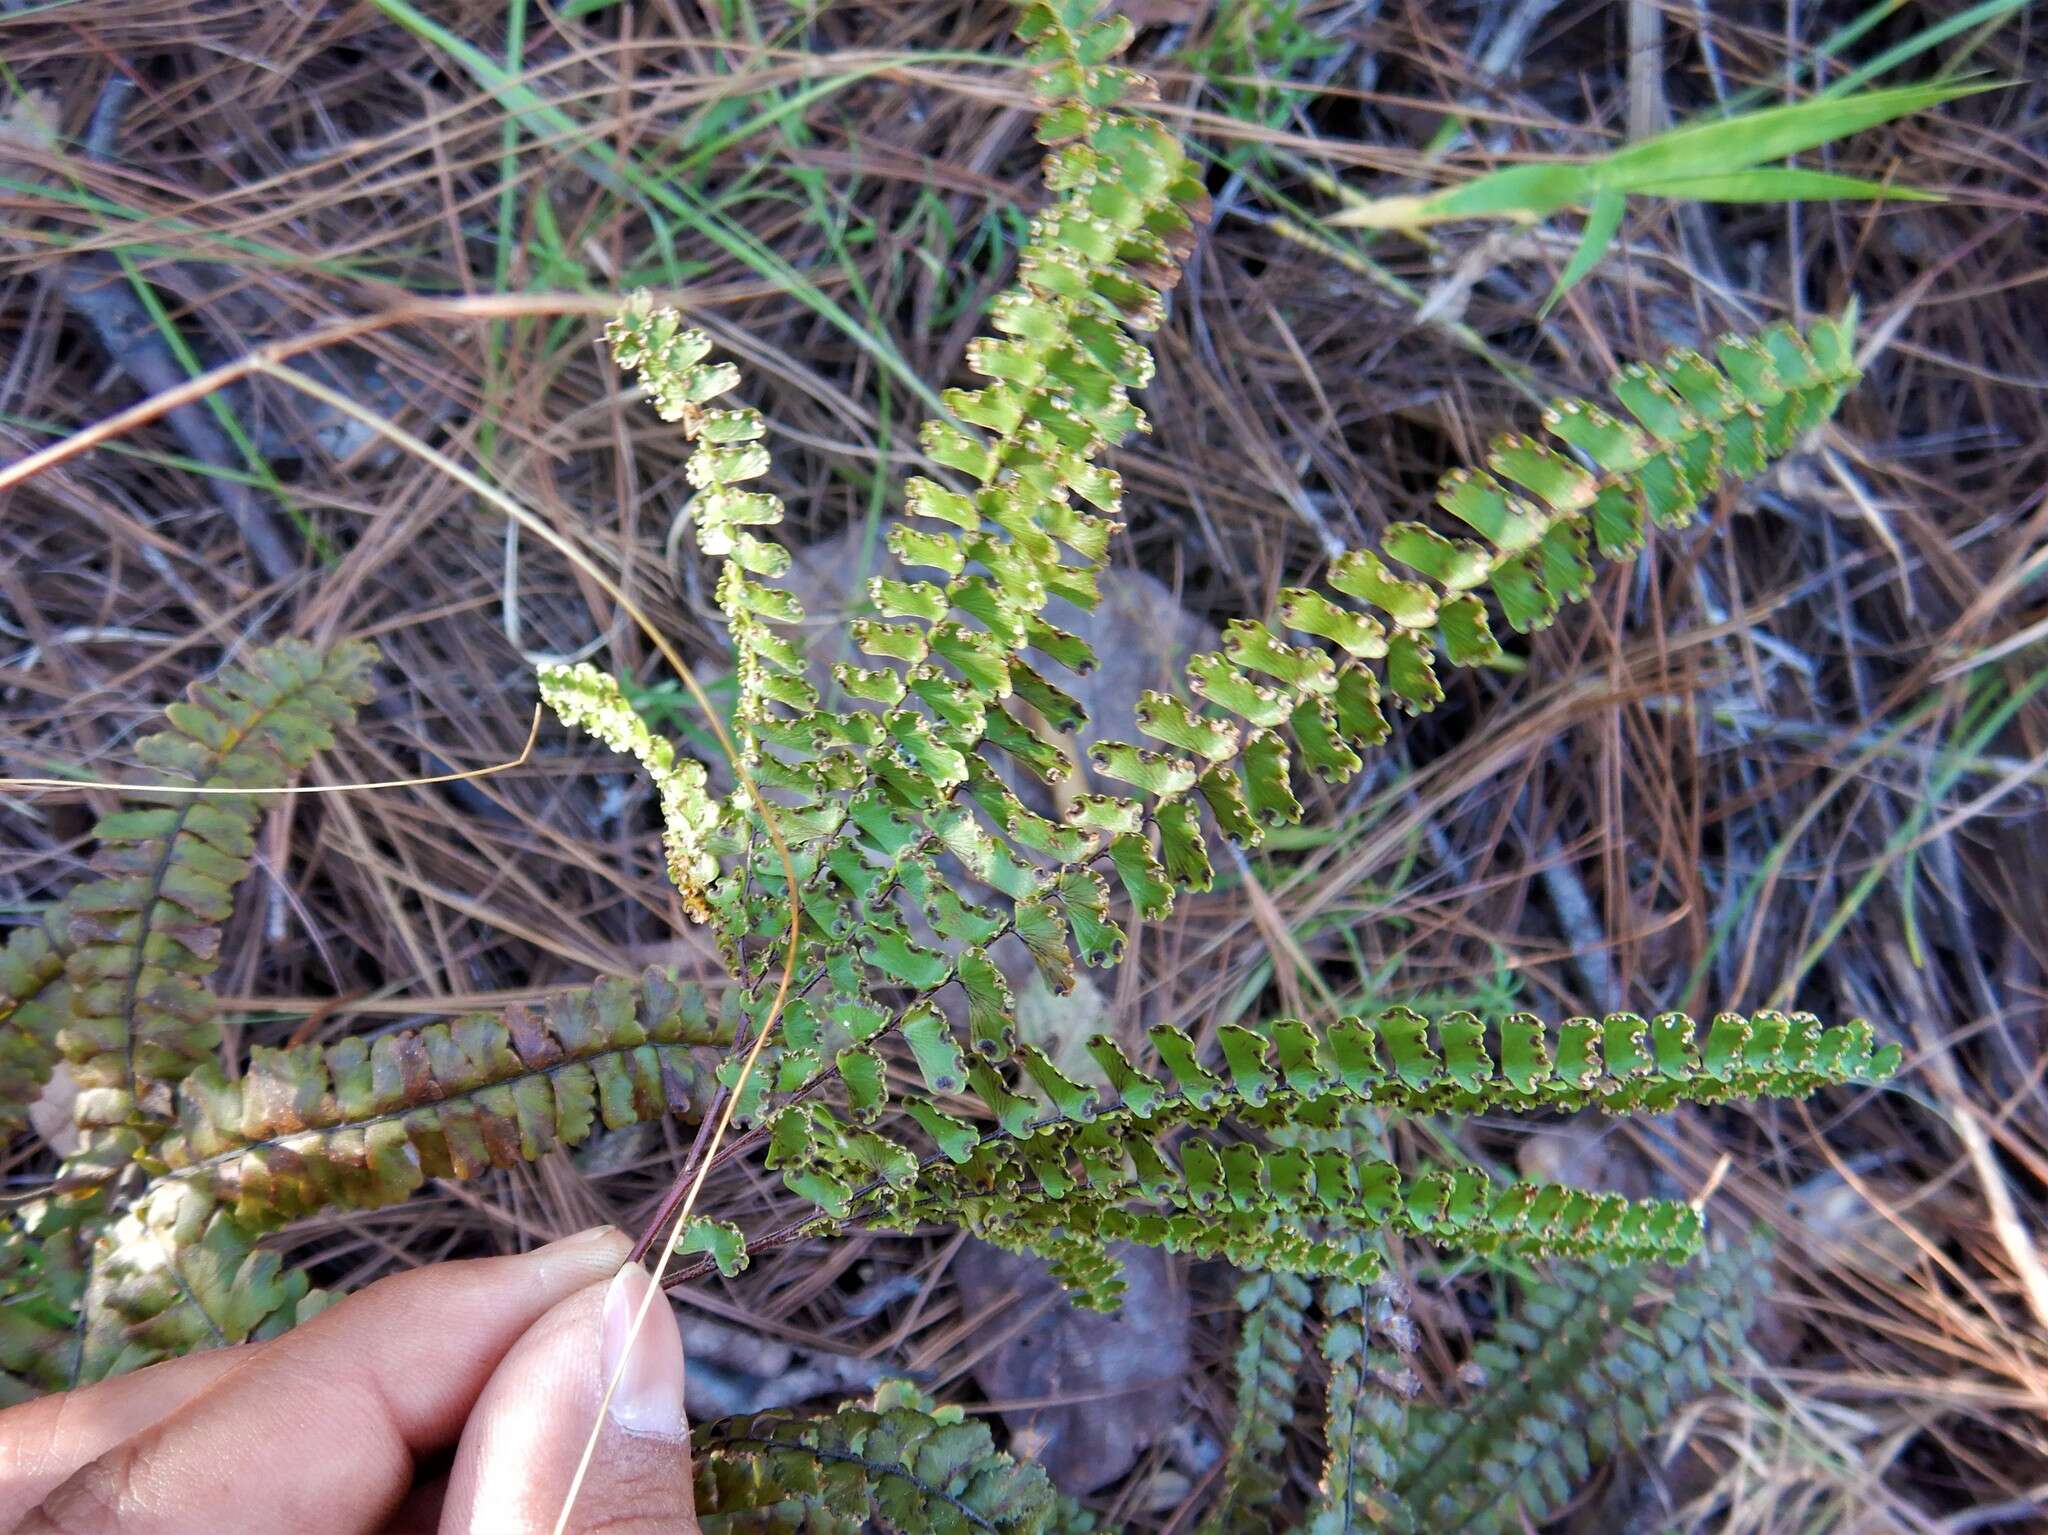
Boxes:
[1,1,2043,1528]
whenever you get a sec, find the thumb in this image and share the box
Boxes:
[438,1261,698,1534]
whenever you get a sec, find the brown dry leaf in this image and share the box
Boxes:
[27,1059,79,1159]
[1516,1116,1654,1201]
[953,1238,1190,1495]
[1014,967,1113,1088]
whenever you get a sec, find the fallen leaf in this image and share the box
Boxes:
[953,1237,1191,1494]
[28,1061,79,1159]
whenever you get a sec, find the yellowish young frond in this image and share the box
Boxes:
[537,661,723,921]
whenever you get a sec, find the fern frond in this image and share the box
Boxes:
[58,638,376,1148]
[149,968,728,1226]
[3,972,721,1390]
[861,1113,1700,1311]
[1393,1236,1764,1533]
[1088,309,1864,915]
[0,911,71,1136]
[0,1195,92,1400]
[0,16,1900,1506]
[2,1180,333,1391]
[894,313,1865,991]
[561,0,1209,1085]
[795,309,1868,1010]
[694,1379,1071,1535]
[1302,1273,1417,1535]
[556,0,1888,1338]
[574,233,1877,1296]
[2,640,372,1394]
[82,1183,330,1384]
[601,291,821,831]
[537,662,725,922]
[752,1000,1887,1302]
[592,299,842,974]
[1200,1270,1312,1533]
[1212,1004,1902,1116]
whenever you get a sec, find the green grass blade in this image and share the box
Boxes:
[1627,169,1945,202]
[1597,82,1999,185]
[1820,0,2029,97]
[1328,161,1590,229]
[365,0,943,413]
[1332,82,1988,233]
[1542,187,1625,312]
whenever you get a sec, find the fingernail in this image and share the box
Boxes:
[600,1263,688,1441]
[527,1227,630,1289]
[537,1224,620,1255]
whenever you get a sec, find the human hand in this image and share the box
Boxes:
[0,1226,700,1534]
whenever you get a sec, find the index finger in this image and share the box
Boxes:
[0,1344,262,1526]
[17,1225,629,1535]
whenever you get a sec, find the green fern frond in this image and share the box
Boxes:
[749,1001,1886,1304]
[1,1179,334,1393]
[557,0,1209,1063]
[150,968,728,1226]
[0,912,71,1136]
[604,296,812,806]
[0,23,1905,1534]
[0,639,375,1392]
[1302,1273,1416,1535]
[1211,1004,1901,1116]
[572,294,1881,1311]
[0,1195,92,1400]
[548,0,1887,1339]
[694,1380,1072,1535]
[841,1101,1695,1310]
[1097,309,1864,893]
[58,638,376,1152]
[3,970,725,1392]
[1200,1270,1312,1533]
[870,309,1868,992]
[1393,1235,1765,1533]
[904,310,1866,983]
